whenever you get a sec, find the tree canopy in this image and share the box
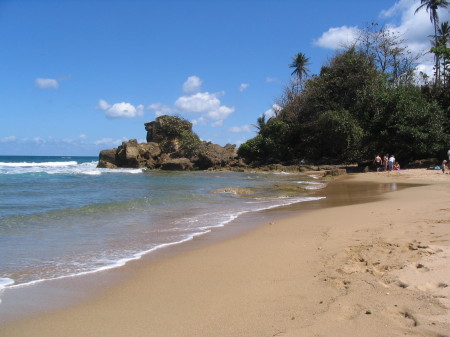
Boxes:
[239,23,449,166]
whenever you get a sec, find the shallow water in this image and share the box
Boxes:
[0,156,325,295]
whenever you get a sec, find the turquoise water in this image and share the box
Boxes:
[0,156,325,297]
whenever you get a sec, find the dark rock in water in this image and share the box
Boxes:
[138,142,161,159]
[97,115,242,171]
[97,149,118,168]
[161,158,193,170]
[195,143,239,170]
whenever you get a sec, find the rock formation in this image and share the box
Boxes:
[97,115,243,171]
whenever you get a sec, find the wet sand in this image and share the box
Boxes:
[1,169,449,336]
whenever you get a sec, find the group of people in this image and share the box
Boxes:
[374,154,400,172]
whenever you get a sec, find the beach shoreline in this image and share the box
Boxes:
[1,169,449,336]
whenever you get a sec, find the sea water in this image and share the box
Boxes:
[0,155,325,300]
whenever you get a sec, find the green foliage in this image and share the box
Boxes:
[238,118,294,164]
[179,131,202,158]
[313,109,365,163]
[156,115,193,139]
[239,45,449,165]
[383,86,447,161]
[238,135,265,163]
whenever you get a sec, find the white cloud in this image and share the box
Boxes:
[379,0,450,77]
[175,92,234,124]
[94,137,128,147]
[0,136,17,143]
[97,99,144,119]
[97,99,111,110]
[211,120,223,127]
[380,0,412,18]
[313,26,360,49]
[35,77,59,89]
[147,76,235,127]
[314,0,450,77]
[239,83,249,92]
[146,103,175,117]
[183,75,202,94]
[180,92,234,122]
[228,125,251,133]
[175,92,221,114]
[62,134,89,144]
[264,104,282,119]
[266,77,278,83]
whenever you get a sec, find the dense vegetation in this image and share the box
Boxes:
[239,6,450,166]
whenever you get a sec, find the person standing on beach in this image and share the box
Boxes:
[442,160,447,174]
[374,154,382,172]
[388,154,395,171]
[448,149,450,161]
[383,154,389,171]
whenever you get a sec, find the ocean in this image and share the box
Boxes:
[0,155,326,301]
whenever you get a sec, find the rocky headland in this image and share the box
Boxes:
[97,115,246,171]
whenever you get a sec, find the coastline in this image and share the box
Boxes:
[1,169,449,336]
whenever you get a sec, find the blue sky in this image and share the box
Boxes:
[1,0,448,156]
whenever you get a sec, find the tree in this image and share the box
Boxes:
[289,52,311,90]
[252,114,267,134]
[356,22,420,87]
[435,21,450,85]
[415,0,450,84]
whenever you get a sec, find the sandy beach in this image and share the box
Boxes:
[1,169,449,337]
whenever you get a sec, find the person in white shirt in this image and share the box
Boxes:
[388,155,395,171]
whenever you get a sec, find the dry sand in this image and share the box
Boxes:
[1,169,449,337]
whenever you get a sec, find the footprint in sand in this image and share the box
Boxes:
[415,263,430,272]
[396,280,409,289]
[401,310,419,327]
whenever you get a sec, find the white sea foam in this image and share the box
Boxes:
[0,161,77,167]
[0,278,14,289]
[0,160,143,176]
[296,180,327,190]
[5,195,325,291]
[7,232,208,290]
[0,278,15,303]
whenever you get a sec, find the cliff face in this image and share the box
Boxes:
[97,115,245,170]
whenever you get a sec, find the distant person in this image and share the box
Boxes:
[383,154,389,171]
[388,155,395,171]
[443,160,448,174]
[448,149,450,161]
[394,161,400,170]
[374,154,382,172]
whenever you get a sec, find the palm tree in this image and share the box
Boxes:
[289,52,311,86]
[415,0,450,84]
[437,21,450,84]
[252,114,267,135]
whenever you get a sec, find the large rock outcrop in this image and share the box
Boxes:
[97,115,244,171]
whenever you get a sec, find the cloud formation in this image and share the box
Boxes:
[97,99,144,119]
[94,137,128,147]
[182,75,202,94]
[239,83,249,92]
[266,77,278,83]
[35,78,59,89]
[264,104,281,119]
[313,26,360,49]
[148,76,235,127]
[228,125,251,133]
[314,0,450,77]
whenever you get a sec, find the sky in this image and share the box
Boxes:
[0,0,449,156]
